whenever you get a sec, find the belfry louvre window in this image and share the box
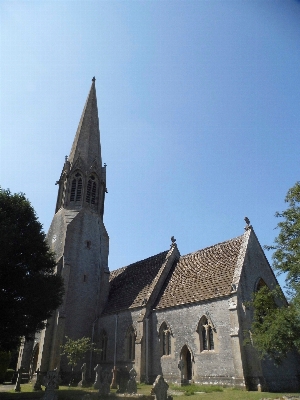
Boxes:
[70,173,83,202]
[86,175,97,205]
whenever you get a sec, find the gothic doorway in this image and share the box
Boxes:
[180,345,192,383]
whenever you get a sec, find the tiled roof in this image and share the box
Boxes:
[102,251,169,314]
[154,235,244,309]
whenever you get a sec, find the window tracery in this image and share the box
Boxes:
[198,316,215,352]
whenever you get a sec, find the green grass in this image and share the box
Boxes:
[169,383,223,394]
[0,383,299,400]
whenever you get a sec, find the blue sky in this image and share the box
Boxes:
[1,1,300,291]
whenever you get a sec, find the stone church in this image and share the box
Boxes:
[18,79,299,391]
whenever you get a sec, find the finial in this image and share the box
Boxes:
[244,217,251,231]
[171,236,176,247]
[92,76,96,82]
[65,155,68,162]
[104,163,107,167]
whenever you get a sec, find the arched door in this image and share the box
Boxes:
[180,345,192,383]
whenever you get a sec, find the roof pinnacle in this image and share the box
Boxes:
[92,76,96,82]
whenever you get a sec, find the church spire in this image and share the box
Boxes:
[55,78,107,216]
[68,77,102,170]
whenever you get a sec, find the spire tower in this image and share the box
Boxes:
[33,79,109,374]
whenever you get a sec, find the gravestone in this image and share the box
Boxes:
[41,370,58,400]
[99,368,111,396]
[178,360,184,384]
[93,364,102,389]
[33,368,43,391]
[127,368,137,394]
[14,368,22,392]
[117,367,130,393]
[152,375,169,400]
[78,363,87,387]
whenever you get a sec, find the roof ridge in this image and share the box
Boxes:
[110,249,169,275]
[180,233,245,259]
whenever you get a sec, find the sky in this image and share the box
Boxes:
[1,1,300,292]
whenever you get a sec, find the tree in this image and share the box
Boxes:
[249,182,300,362]
[265,181,300,298]
[60,336,99,370]
[0,188,64,351]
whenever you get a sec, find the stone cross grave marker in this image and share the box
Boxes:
[93,364,102,389]
[78,363,87,387]
[152,375,169,400]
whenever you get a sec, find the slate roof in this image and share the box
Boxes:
[102,251,169,314]
[154,235,244,309]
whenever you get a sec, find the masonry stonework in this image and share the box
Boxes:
[18,80,300,391]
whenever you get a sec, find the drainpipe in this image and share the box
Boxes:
[110,314,118,388]
[89,260,102,378]
[90,317,99,379]
[145,318,149,383]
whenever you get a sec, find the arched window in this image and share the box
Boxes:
[100,330,108,361]
[86,175,97,205]
[70,172,83,202]
[159,322,171,356]
[198,316,215,352]
[126,326,135,360]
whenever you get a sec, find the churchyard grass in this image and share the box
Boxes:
[0,383,299,399]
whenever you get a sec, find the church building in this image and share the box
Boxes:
[17,79,299,392]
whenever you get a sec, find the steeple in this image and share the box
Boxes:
[68,77,102,170]
[55,78,107,217]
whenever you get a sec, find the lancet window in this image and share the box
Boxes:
[126,326,136,360]
[159,322,172,356]
[198,316,215,352]
[86,175,97,205]
[70,172,83,202]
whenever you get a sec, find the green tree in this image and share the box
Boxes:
[0,188,64,351]
[60,336,99,369]
[60,336,100,385]
[249,182,300,362]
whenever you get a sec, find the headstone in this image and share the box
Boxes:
[78,363,87,387]
[99,368,111,396]
[33,368,43,391]
[257,383,261,392]
[178,360,184,383]
[127,368,137,394]
[117,366,130,393]
[41,370,58,400]
[152,375,169,400]
[14,368,22,392]
[93,364,102,389]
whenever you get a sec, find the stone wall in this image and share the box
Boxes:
[150,297,240,385]
[237,230,300,392]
